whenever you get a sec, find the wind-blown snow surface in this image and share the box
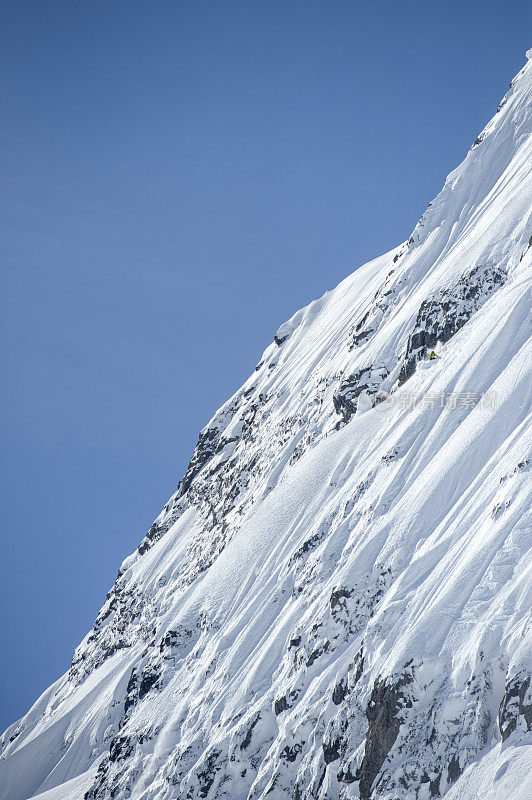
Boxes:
[2,56,532,800]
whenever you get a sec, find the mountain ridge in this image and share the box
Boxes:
[1,53,531,800]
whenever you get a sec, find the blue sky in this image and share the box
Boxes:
[1,0,530,731]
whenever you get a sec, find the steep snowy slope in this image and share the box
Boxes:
[1,54,531,800]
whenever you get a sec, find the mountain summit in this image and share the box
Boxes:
[1,55,531,800]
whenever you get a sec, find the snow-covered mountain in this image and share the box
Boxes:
[2,53,531,800]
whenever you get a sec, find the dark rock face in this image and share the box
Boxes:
[289,532,324,565]
[498,674,532,742]
[274,696,289,715]
[469,134,485,150]
[322,736,341,764]
[137,425,224,557]
[447,754,462,783]
[281,743,303,763]
[85,729,138,800]
[399,263,506,385]
[274,695,295,715]
[274,333,290,346]
[109,734,134,764]
[240,714,261,750]
[332,678,348,705]
[196,749,222,799]
[356,673,413,800]
[124,669,139,715]
[179,426,222,499]
[333,366,389,423]
[138,664,161,701]
[69,581,156,686]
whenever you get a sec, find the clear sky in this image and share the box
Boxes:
[1,0,530,732]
